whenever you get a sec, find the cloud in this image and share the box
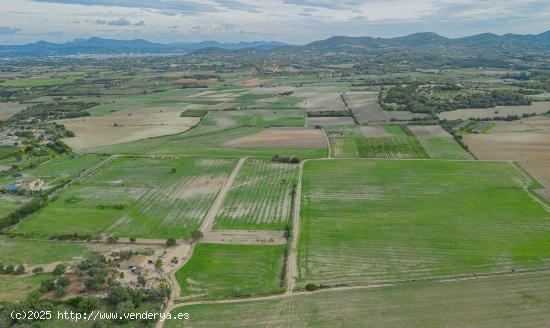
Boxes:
[282,0,367,10]
[0,26,22,35]
[107,18,130,25]
[214,0,259,13]
[95,18,133,26]
[30,0,216,14]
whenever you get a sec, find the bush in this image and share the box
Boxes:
[166,238,177,246]
[53,264,66,276]
[190,230,203,240]
[305,283,319,292]
[3,264,14,274]
[15,265,25,275]
[32,267,44,274]
[57,276,70,287]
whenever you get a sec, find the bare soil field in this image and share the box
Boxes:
[464,129,550,161]
[293,88,346,112]
[0,102,26,121]
[223,127,327,148]
[519,161,550,201]
[488,116,550,133]
[306,116,355,126]
[62,108,199,149]
[408,125,449,138]
[438,101,550,120]
[345,92,430,124]
[360,125,391,137]
[240,79,273,87]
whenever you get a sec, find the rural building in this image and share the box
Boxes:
[119,255,149,273]
[21,178,45,191]
[470,122,490,134]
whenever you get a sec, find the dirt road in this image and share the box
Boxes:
[199,157,247,233]
[286,160,304,294]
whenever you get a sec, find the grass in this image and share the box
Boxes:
[0,238,88,265]
[0,273,53,301]
[384,125,408,136]
[0,75,83,87]
[298,159,550,287]
[87,109,325,159]
[12,157,237,239]
[355,136,429,159]
[419,137,473,160]
[214,159,299,230]
[0,194,31,218]
[175,243,286,300]
[87,89,205,116]
[0,146,16,159]
[168,271,550,328]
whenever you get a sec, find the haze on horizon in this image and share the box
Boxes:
[0,0,549,45]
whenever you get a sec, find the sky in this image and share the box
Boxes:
[0,0,549,45]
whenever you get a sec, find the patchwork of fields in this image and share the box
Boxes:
[298,160,550,286]
[12,157,237,239]
[214,159,299,230]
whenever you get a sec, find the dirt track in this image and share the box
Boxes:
[199,157,247,233]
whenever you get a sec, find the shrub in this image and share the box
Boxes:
[57,276,70,287]
[190,230,203,240]
[15,265,25,275]
[53,264,66,276]
[4,264,14,274]
[305,283,319,292]
[32,267,44,274]
[166,238,177,247]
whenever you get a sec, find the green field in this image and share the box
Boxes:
[214,159,299,230]
[0,75,83,87]
[168,271,550,328]
[0,146,16,159]
[176,243,286,299]
[0,237,87,265]
[419,136,473,160]
[355,136,429,159]
[88,109,325,158]
[0,273,54,302]
[298,159,550,287]
[0,194,31,218]
[12,157,237,239]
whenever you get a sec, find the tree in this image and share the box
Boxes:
[55,286,67,298]
[129,237,136,243]
[78,297,100,313]
[137,275,146,287]
[107,236,119,244]
[32,267,44,274]
[53,264,66,276]
[39,279,56,293]
[57,276,70,287]
[15,265,25,275]
[4,264,14,274]
[154,259,162,270]
[305,283,319,292]
[166,238,176,246]
[191,230,203,240]
[171,168,176,173]
[107,285,129,306]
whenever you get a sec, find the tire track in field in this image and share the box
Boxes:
[199,157,247,233]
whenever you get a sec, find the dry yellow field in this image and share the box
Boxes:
[62,108,199,149]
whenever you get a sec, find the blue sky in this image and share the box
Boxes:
[0,0,549,44]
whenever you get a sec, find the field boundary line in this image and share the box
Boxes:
[286,160,304,294]
[199,157,247,233]
[164,266,550,318]
[47,155,116,200]
[322,126,331,159]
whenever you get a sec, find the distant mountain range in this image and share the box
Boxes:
[0,31,548,58]
[0,37,286,57]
